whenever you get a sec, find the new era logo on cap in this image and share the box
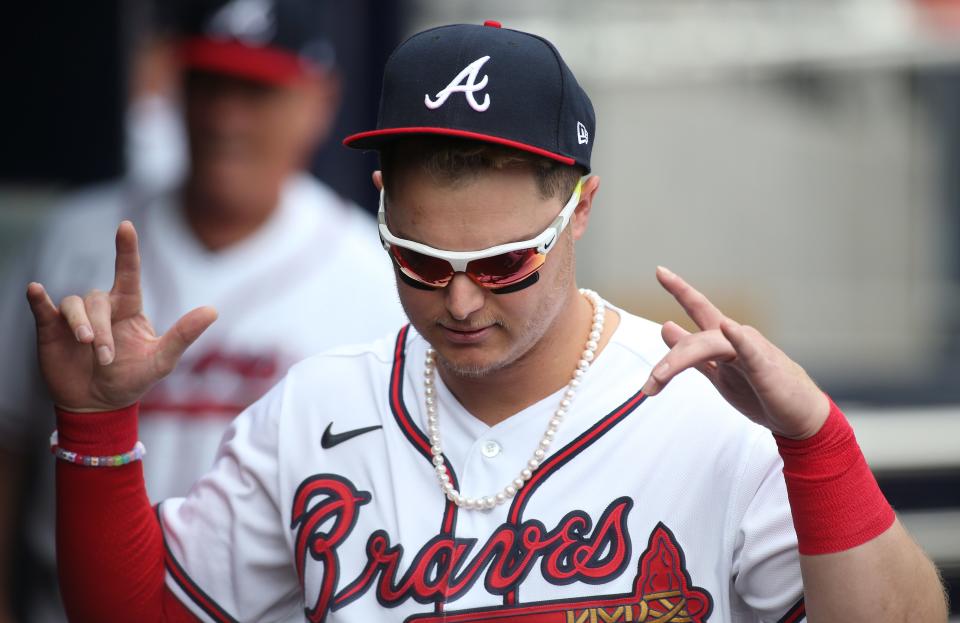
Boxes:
[577,121,589,145]
[344,21,596,172]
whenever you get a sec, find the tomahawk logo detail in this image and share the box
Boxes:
[425,56,492,112]
[408,522,713,623]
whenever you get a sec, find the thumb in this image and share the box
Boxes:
[155,306,218,375]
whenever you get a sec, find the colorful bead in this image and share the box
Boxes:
[49,430,146,467]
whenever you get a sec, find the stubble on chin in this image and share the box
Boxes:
[426,232,577,381]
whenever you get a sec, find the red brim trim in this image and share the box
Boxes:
[179,37,311,86]
[343,127,576,166]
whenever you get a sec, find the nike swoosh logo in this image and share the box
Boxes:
[321,422,383,449]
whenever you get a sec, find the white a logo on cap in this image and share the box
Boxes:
[425,56,491,112]
[577,121,589,145]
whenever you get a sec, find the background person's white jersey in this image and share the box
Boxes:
[0,173,406,620]
[158,303,806,623]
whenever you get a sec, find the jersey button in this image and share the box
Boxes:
[481,440,502,458]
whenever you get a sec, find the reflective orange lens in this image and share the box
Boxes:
[391,246,454,286]
[465,249,545,286]
[389,246,545,288]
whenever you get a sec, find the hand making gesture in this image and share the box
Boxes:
[642,266,830,440]
[25,221,217,412]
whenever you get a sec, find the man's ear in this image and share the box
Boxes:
[372,170,383,191]
[571,175,600,241]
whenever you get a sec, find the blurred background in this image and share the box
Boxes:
[1,0,957,619]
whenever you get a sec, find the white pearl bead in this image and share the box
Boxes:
[426,291,603,511]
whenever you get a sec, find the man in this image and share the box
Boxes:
[27,21,947,622]
[0,0,404,620]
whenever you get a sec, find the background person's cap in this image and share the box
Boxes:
[343,21,596,172]
[177,0,336,86]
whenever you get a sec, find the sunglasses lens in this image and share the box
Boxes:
[390,246,453,286]
[467,249,546,286]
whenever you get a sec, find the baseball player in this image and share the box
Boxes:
[28,21,946,623]
[0,1,405,620]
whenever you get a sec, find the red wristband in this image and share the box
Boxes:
[55,403,140,456]
[775,397,895,555]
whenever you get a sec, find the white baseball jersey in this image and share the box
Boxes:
[158,303,806,623]
[0,174,407,621]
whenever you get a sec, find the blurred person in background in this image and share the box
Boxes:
[0,0,405,620]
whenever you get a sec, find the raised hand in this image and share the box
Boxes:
[25,221,217,412]
[641,266,829,440]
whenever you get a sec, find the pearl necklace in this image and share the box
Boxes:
[425,289,605,510]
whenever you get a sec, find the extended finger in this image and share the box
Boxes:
[84,290,115,365]
[155,306,218,376]
[59,295,94,343]
[656,266,726,331]
[111,221,142,313]
[643,329,736,396]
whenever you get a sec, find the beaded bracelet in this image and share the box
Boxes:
[49,430,146,467]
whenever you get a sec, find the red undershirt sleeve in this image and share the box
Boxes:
[55,404,196,621]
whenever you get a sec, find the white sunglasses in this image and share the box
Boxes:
[378,180,583,291]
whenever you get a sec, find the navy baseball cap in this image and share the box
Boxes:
[344,21,596,172]
[177,0,336,85]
